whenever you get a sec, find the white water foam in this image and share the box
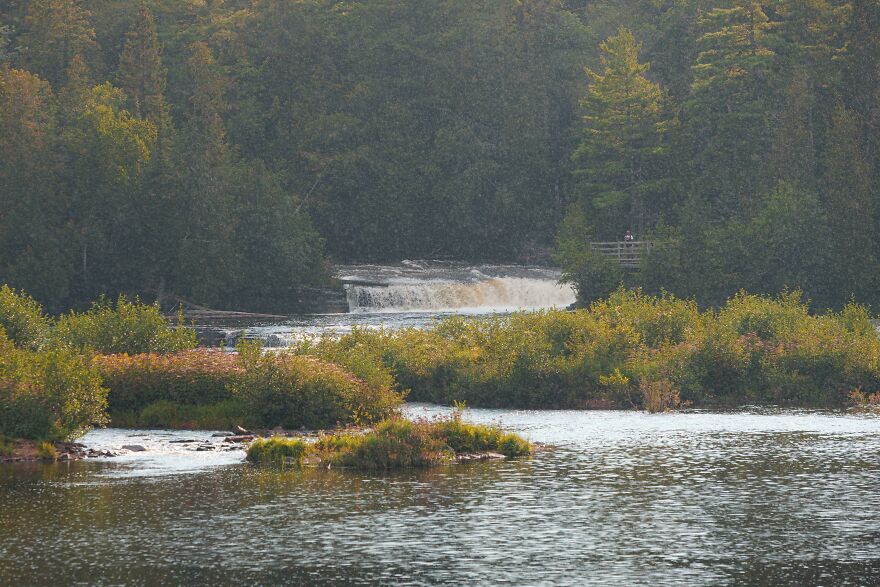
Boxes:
[346,276,576,313]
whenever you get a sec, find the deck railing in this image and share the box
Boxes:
[589,241,653,268]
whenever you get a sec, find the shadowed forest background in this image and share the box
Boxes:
[1,0,878,312]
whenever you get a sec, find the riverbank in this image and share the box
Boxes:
[0,288,401,447]
[294,289,880,411]
[5,284,880,461]
[0,437,116,463]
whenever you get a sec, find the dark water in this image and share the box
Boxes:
[3,406,880,586]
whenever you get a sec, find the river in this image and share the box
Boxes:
[2,264,880,585]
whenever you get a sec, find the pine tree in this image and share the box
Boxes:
[0,67,70,307]
[58,52,91,118]
[117,6,168,133]
[821,104,878,302]
[17,0,96,86]
[843,0,880,165]
[571,27,671,238]
[172,42,236,303]
[763,71,816,188]
[686,1,775,215]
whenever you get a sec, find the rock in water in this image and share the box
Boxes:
[122,445,146,452]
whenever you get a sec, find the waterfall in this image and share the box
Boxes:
[345,277,576,313]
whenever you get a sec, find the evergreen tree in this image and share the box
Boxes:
[686,1,775,215]
[16,0,96,86]
[843,0,880,165]
[117,6,168,135]
[571,27,671,237]
[763,72,816,188]
[172,42,236,304]
[58,52,91,117]
[821,104,878,302]
[0,67,71,308]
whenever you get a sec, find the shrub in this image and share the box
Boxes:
[329,418,452,470]
[0,330,108,440]
[95,350,242,414]
[0,284,51,350]
[590,288,702,347]
[36,441,57,461]
[718,290,810,341]
[850,388,880,411]
[0,435,13,456]
[116,399,246,430]
[246,437,309,466]
[291,327,397,397]
[298,290,880,410]
[232,352,402,430]
[640,379,680,413]
[429,408,531,457]
[559,248,625,307]
[51,295,197,355]
[96,347,403,430]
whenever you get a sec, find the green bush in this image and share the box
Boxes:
[113,399,246,430]
[36,441,57,461]
[0,284,51,350]
[331,418,452,470]
[0,329,108,440]
[95,350,242,414]
[246,437,309,466]
[0,435,13,456]
[559,248,625,307]
[51,295,197,355]
[290,327,397,395]
[430,409,531,457]
[96,347,403,430]
[232,351,402,430]
[298,290,880,410]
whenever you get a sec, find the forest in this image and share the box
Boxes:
[1,0,878,312]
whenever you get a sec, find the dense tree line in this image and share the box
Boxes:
[559,0,880,310]
[0,1,878,311]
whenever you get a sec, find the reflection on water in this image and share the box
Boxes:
[3,407,880,585]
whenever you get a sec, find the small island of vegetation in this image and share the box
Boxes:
[246,412,532,470]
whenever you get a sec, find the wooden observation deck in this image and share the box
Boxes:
[590,241,653,268]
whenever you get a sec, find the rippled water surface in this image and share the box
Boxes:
[3,406,880,586]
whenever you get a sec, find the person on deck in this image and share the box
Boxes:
[624,230,634,243]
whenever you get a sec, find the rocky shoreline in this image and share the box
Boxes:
[0,439,117,463]
[0,431,259,463]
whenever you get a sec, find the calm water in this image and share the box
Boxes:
[3,406,880,586]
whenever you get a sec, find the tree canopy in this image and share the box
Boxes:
[0,0,877,311]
